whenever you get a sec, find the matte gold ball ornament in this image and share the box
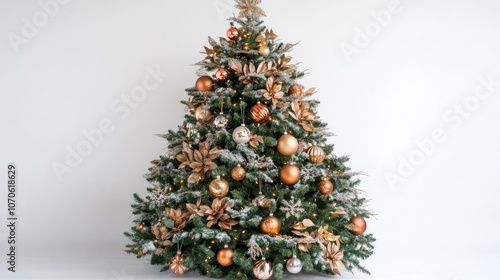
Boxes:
[195,75,214,91]
[250,102,270,124]
[277,133,299,156]
[253,258,274,280]
[194,106,213,123]
[169,252,189,275]
[227,26,240,40]
[209,176,230,198]
[260,214,281,235]
[307,145,326,164]
[319,178,334,195]
[350,215,367,235]
[215,68,230,82]
[217,245,234,266]
[279,164,301,185]
[231,164,246,181]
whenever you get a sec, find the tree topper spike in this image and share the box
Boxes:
[235,0,267,18]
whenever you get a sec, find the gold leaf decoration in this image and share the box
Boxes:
[196,198,239,230]
[176,140,221,183]
[235,0,266,18]
[258,76,284,108]
[289,101,319,132]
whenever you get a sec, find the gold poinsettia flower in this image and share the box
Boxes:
[197,198,239,230]
[249,134,264,148]
[239,61,269,84]
[176,140,221,183]
[291,230,316,252]
[235,0,266,18]
[323,241,345,275]
[311,225,341,251]
[289,101,319,132]
[267,55,295,76]
[258,77,284,108]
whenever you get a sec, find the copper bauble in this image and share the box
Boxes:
[260,214,281,235]
[169,253,189,275]
[215,68,230,82]
[194,106,213,123]
[209,176,229,198]
[137,250,143,257]
[277,133,298,156]
[319,178,334,195]
[250,102,269,124]
[217,247,234,266]
[288,84,302,96]
[350,216,367,235]
[279,164,301,185]
[196,75,214,91]
[253,259,273,280]
[258,45,270,57]
[227,26,240,40]
[231,164,246,181]
[307,145,326,164]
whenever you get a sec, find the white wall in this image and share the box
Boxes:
[1,0,499,279]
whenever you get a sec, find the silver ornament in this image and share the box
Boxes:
[232,124,251,144]
[214,113,229,129]
[286,254,303,274]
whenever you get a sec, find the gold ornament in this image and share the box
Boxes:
[217,246,234,266]
[253,258,273,280]
[277,133,298,156]
[319,178,334,195]
[227,26,240,40]
[169,253,189,275]
[250,102,270,124]
[279,164,301,185]
[231,164,246,181]
[258,45,270,57]
[209,176,230,198]
[260,214,281,235]
[350,216,367,235]
[196,75,214,91]
[215,67,230,82]
[194,106,213,123]
[288,84,302,96]
[243,43,250,51]
[307,145,326,164]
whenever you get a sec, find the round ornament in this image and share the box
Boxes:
[137,250,143,257]
[227,26,240,40]
[286,255,303,274]
[253,195,270,208]
[277,133,299,156]
[169,253,189,275]
[231,164,246,181]
[209,176,229,198]
[258,45,271,57]
[215,68,230,82]
[253,259,273,280]
[288,84,302,96]
[217,245,234,266]
[279,164,301,185]
[350,215,367,235]
[250,102,270,124]
[243,43,250,51]
[260,214,281,235]
[194,106,213,123]
[319,178,334,195]
[196,75,214,92]
[307,145,326,164]
[232,124,251,144]
[214,113,229,129]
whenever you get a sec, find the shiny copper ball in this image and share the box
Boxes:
[277,133,299,156]
[288,84,302,96]
[195,75,214,91]
[350,216,367,235]
[227,27,240,40]
[260,215,281,235]
[231,165,246,181]
[250,102,270,124]
[319,178,334,195]
[217,247,234,266]
[215,68,230,82]
[209,176,229,198]
[279,164,301,185]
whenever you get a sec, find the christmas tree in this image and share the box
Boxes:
[124,1,375,279]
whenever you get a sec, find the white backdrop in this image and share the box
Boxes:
[1,0,500,279]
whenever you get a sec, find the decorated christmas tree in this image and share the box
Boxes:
[124,1,375,279]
